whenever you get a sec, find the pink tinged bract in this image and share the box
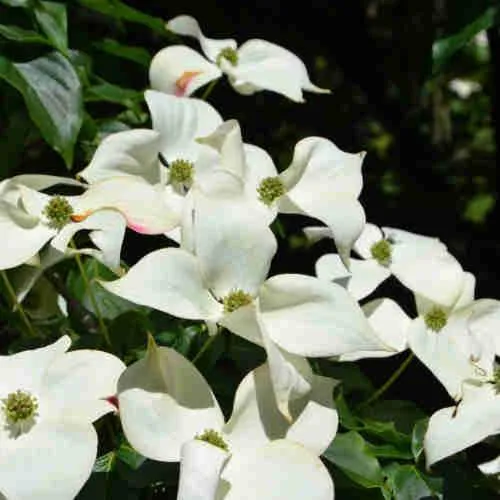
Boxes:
[75,176,180,234]
[149,45,222,97]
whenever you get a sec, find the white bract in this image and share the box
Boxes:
[117,336,336,499]
[421,299,500,467]
[0,336,125,500]
[150,15,329,102]
[0,175,127,272]
[312,223,462,302]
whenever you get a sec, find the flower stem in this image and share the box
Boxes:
[192,329,220,364]
[0,270,38,338]
[200,79,218,101]
[357,352,414,410]
[70,242,112,348]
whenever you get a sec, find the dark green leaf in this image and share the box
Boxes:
[0,52,83,167]
[320,361,374,399]
[0,24,51,45]
[324,431,384,488]
[109,310,151,360]
[93,451,116,473]
[67,259,147,320]
[412,418,429,461]
[433,6,500,73]
[85,82,143,107]
[384,463,442,500]
[365,442,413,460]
[34,1,68,54]
[360,400,426,434]
[0,0,33,6]
[116,442,146,470]
[78,0,168,35]
[93,38,151,66]
[155,324,200,357]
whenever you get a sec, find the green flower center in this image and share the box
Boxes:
[370,239,392,266]
[257,176,285,206]
[424,307,448,332]
[195,429,229,451]
[169,159,194,186]
[216,47,238,67]
[43,196,73,230]
[2,390,38,424]
[223,289,253,314]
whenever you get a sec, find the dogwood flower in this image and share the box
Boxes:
[103,188,403,366]
[199,127,367,264]
[78,91,223,190]
[0,336,125,500]
[312,223,464,301]
[0,175,127,271]
[117,336,336,499]
[422,299,500,467]
[150,15,330,102]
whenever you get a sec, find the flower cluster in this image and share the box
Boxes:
[1,14,499,500]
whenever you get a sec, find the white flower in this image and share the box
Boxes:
[102,191,399,365]
[0,175,127,272]
[415,299,500,467]
[312,223,463,302]
[200,125,367,265]
[149,15,329,102]
[117,336,336,499]
[0,336,125,500]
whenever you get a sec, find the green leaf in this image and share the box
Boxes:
[93,451,116,473]
[337,394,412,452]
[0,24,51,45]
[78,0,167,35]
[67,259,147,321]
[116,442,146,470]
[411,418,429,461]
[93,38,151,67]
[109,310,151,360]
[319,361,374,399]
[85,82,143,107]
[383,463,442,500]
[324,431,384,488]
[34,1,68,54]
[0,52,83,167]
[0,0,33,6]
[360,400,426,435]
[463,193,496,224]
[433,6,500,73]
[365,442,413,460]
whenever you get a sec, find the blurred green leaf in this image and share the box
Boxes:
[0,51,83,167]
[0,0,33,6]
[463,193,496,223]
[34,1,68,54]
[78,0,167,34]
[433,6,500,74]
[93,38,151,67]
[0,24,51,45]
[324,431,384,488]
